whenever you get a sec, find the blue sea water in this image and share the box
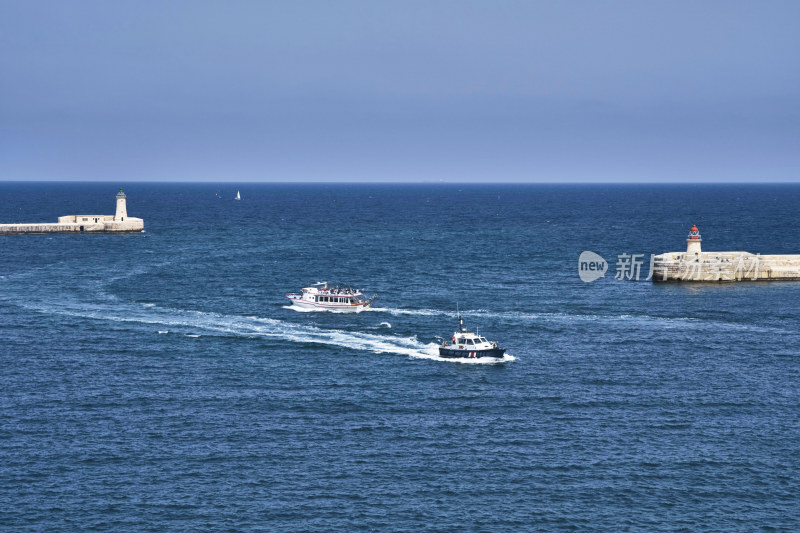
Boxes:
[1,182,799,531]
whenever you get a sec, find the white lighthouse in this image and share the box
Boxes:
[115,188,128,221]
[686,224,702,255]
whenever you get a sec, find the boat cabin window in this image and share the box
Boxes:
[465,339,474,345]
[478,337,487,343]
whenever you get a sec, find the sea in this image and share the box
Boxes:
[1,182,799,531]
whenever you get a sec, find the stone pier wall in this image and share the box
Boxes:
[653,251,800,282]
[1,189,144,235]
[0,223,88,235]
[0,219,143,235]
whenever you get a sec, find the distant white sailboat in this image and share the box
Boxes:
[235,190,241,200]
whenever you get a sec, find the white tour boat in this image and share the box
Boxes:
[285,282,376,312]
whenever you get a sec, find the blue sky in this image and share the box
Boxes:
[1,1,798,182]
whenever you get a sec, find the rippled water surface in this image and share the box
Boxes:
[1,183,799,531]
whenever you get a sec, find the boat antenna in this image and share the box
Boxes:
[457,302,464,332]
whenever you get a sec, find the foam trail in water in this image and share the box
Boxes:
[368,306,789,335]
[368,307,447,317]
[2,263,509,363]
[16,297,507,364]
[5,261,784,337]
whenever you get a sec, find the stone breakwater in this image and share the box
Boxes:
[652,252,800,282]
[0,219,143,235]
[0,189,143,235]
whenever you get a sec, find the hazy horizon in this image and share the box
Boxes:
[2,1,798,183]
[4,180,800,185]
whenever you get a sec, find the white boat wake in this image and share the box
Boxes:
[1,262,512,364]
[367,306,787,334]
[15,296,511,364]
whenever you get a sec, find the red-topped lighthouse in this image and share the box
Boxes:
[686,224,702,255]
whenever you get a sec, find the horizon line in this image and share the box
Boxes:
[1,182,800,187]
[1,179,799,185]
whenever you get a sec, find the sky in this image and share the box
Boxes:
[1,0,798,182]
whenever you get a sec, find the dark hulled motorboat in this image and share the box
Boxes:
[439,315,506,359]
